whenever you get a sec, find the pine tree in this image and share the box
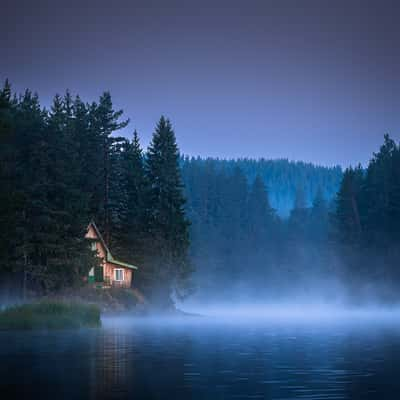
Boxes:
[362,134,398,246]
[108,136,130,252]
[310,187,329,241]
[0,80,19,276]
[0,79,12,136]
[387,141,400,242]
[223,167,248,240]
[93,92,129,245]
[48,92,96,288]
[106,130,149,267]
[288,186,309,239]
[246,174,275,242]
[145,116,192,305]
[334,166,364,246]
[121,130,148,263]
[12,90,49,293]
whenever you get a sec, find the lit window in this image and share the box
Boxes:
[114,269,124,281]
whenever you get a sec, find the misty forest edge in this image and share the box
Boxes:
[1,80,399,312]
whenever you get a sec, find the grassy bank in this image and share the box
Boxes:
[54,286,143,313]
[0,301,101,330]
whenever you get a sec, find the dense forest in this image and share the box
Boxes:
[0,81,191,307]
[333,135,400,302]
[181,157,342,216]
[182,137,400,304]
[181,159,338,303]
[1,80,400,306]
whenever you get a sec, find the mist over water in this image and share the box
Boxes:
[2,311,400,400]
[178,302,400,324]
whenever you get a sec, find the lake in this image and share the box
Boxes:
[1,310,400,399]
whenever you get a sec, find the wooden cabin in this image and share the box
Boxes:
[85,221,138,288]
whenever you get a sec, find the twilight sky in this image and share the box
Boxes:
[1,0,399,166]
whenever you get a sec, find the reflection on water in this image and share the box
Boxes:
[91,332,134,398]
[1,314,400,399]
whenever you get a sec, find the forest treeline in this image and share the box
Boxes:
[0,81,191,307]
[1,80,400,305]
[181,159,337,302]
[181,136,400,303]
[181,157,342,216]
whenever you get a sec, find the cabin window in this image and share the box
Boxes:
[91,242,97,251]
[114,269,124,281]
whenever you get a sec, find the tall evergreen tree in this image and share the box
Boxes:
[121,130,148,263]
[246,174,275,243]
[145,116,192,305]
[0,80,19,276]
[310,187,329,241]
[12,90,50,293]
[362,134,398,246]
[108,131,147,264]
[93,92,129,245]
[288,186,309,239]
[334,166,364,246]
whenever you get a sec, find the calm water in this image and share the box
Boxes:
[1,313,400,399]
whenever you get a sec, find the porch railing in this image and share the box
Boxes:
[99,275,130,288]
[111,280,130,288]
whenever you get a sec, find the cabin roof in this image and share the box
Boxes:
[88,221,138,270]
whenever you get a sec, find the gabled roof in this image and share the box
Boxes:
[88,221,138,270]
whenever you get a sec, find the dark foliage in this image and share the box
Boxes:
[144,117,193,306]
[181,136,400,303]
[333,135,400,301]
[181,157,339,302]
[0,301,101,330]
[0,82,191,306]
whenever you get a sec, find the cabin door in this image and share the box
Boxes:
[94,265,104,282]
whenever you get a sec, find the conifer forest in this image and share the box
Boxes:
[1,81,400,305]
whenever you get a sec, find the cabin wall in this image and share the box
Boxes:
[104,263,132,288]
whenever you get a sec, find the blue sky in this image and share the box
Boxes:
[2,0,399,166]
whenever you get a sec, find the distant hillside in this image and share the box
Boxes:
[181,157,342,216]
